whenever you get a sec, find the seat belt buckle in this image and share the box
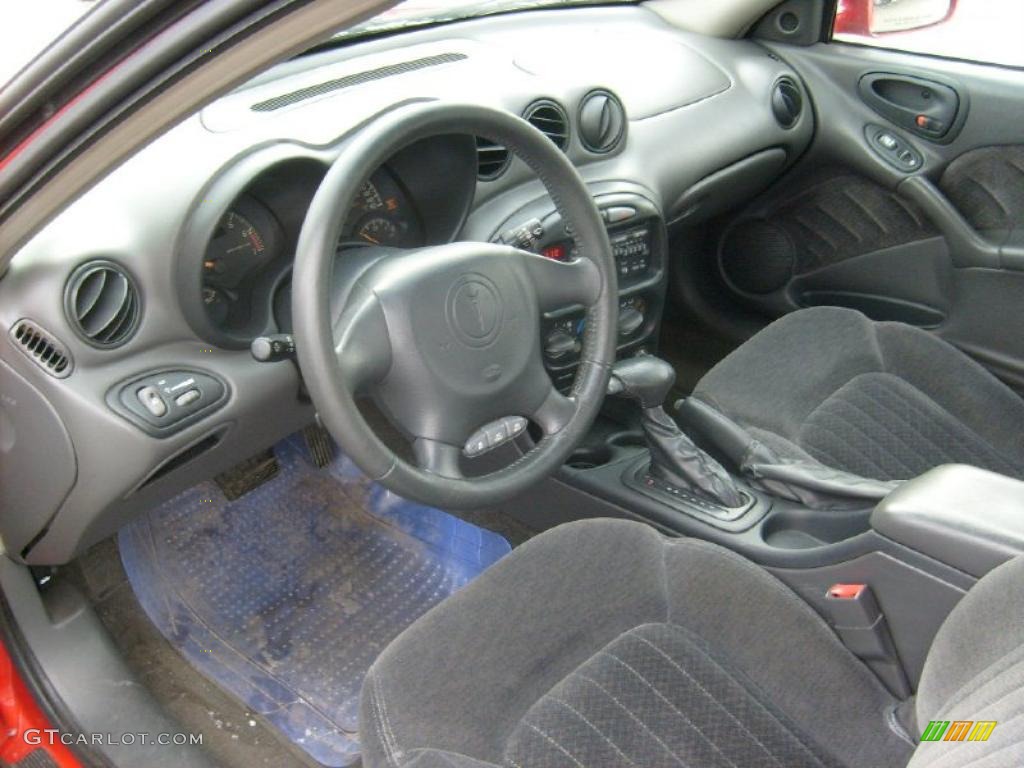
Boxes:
[825,583,911,698]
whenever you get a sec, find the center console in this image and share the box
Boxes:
[491,190,667,392]
[496,361,1019,694]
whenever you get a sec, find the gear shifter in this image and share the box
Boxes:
[609,356,744,507]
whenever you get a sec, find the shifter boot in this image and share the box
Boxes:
[609,356,744,507]
[642,406,745,507]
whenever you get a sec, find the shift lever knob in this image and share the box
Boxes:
[607,356,676,411]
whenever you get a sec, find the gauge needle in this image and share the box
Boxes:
[360,233,381,245]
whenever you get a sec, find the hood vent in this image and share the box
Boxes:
[251,52,468,112]
[65,260,140,348]
[578,90,626,153]
[524,100,569,151]
[771,77,803,129]
[10,320,72,378]
[476,136,511,180]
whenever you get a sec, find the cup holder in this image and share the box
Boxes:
[566,445,614,470]
[608,431,645,449]
[565,430,646,470]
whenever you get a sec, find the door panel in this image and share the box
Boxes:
[714,39,1024,393]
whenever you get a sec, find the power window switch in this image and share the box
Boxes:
[174,389,201,408]
[137,386,168,418]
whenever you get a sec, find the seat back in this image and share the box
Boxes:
[908,555,1024,766]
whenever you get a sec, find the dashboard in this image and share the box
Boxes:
[0,4,814,564]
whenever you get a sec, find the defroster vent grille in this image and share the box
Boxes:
[251,53,468,112]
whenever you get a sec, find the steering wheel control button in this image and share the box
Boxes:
[109,368,229,436]
[465,433,489,457]
[137,386,168,418]
[174,389,201,408]
[506,416,527,437]
[464,417,528,457]
[484,422,509,447]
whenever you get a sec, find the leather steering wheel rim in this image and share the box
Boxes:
[292,101,618,509]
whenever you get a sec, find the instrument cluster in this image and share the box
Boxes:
[201,166,424,336]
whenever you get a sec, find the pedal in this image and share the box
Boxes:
[303,421,335,468]
[214,449,279,501]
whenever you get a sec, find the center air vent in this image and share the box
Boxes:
[476,136,511,180]
[578,90,626,153]
[524,100,569,152]
[772,77,803,129]
[65,260,140,348]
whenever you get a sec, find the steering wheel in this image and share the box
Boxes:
[292,102,618,509]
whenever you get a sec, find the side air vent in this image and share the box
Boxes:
[65,260,141,348]
[476,136,511,181]
[524,100,570,152]
[771,77,803,129]
[578,90,626,153]
[10,320,72,378]
[251,53,468,112]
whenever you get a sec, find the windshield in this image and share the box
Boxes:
[338,0,633,39]
[0,0,94,87]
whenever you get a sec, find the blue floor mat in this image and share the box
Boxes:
[119,436,510,767]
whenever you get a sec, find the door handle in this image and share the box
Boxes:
[859,72,962,141]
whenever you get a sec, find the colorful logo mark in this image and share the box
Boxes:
[920,721,997,743]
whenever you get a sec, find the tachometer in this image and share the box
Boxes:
[204,208,275,288]
[200,195,282,335]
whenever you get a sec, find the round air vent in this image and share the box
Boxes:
[771,77,803,129]
[523,100,569,152]
[65,260,141,348]
[476,136,510,180]
[578,90,626,153]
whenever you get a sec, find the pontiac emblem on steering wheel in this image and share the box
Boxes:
[446,274,503,348]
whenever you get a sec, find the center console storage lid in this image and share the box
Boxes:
[871,465,1024,578]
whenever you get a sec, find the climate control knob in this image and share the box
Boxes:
[544,329,579,361]
[618,306,644,338]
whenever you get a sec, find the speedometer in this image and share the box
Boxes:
[341,169,424,249]
[357,216,400,246]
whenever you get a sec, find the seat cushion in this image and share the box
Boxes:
[505,622,844,768]
[359,519,913,768]
[690,307,1024,483]
[909,555,1024,768]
